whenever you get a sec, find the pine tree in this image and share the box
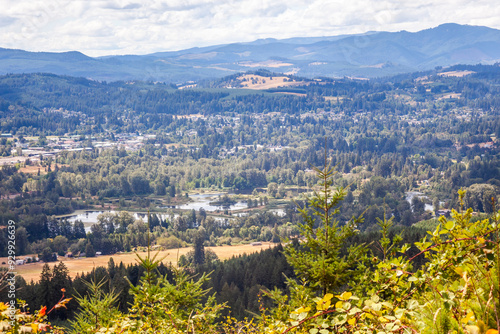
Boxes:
[284,154,368,295]
[37,264,52,307]
[193,228,206,266]
[69,278,121,334]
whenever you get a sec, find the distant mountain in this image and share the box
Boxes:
[1,23,500,83]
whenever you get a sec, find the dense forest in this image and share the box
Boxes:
[0,64,499,332]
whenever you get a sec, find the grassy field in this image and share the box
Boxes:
[237,74,306,90]
[6,242,278,282]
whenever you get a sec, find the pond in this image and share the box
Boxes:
[405,191,433,212]
[60,211,173,232]
[175,193,248,212]
[59,193,248,229]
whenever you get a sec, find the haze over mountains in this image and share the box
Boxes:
[1,23,500,83]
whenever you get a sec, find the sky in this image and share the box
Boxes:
[1,0,499,57]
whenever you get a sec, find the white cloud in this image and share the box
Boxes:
[0,0,499,56]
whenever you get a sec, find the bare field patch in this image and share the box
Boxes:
[237,74,306,90]
[438,93,462,100]
[239,60,293,68]
[280,92,306,97]
[438,70,475,77]
[18,165,67,175]
[18,165,42,174]
[8,242,278,282]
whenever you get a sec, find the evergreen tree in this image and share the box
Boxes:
[37,264,52,307]
[284,156,368,294]
[193,228,206,266]
[70,278,121,334]
[73,220,86,239]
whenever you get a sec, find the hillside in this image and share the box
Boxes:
[1,23,500,83]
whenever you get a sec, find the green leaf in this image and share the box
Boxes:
[444,220,454,230]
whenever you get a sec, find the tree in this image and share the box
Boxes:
[267,182,278,198]
[464,183,498,213]
[40,247,57,262]
[284,157,367,295]
[70,278,121,334]
[37,263,52,307]
[97,246,226,332]
[73,220,86,239]
[411,195,425,215]
[15,226,30,255]
[193,228,206,266]
[52,235,69,256]
[85,243,96,257]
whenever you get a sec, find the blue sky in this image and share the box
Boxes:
[1,0,499,57]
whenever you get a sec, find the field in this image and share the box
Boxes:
[18,165,44,174]
[237,74,306,90]
[6,242,277,282]
[438,70,475,77]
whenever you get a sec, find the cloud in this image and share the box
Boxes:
[0,15,17,28]
[0,0,499,56]
[102,1,142,10]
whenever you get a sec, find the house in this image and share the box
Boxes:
[436,209,451,217]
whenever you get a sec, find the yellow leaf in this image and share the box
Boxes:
[461,311,475,324]
[335,301,344,309]
[292,306,311,315]
[31,323,39,333]
[323,293,334,301]
[338,292,352,301]
[485,330,499,334]
[347,318,356,326]
[378,316,388,323]
[55,298,73,309]
[0,303,9,312]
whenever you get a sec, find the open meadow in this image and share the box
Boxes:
[5,242,277,282]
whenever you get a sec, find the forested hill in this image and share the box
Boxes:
[1,64,500,135]
[1,23,500,82]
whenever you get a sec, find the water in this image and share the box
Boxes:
[269,208,286,217]
[176,193,248,212]
[59,193,248,230]
[61,210,172,232]
[405,191,433,212]
[157,193,248,212]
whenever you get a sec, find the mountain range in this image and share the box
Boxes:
[1,23,500,83]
